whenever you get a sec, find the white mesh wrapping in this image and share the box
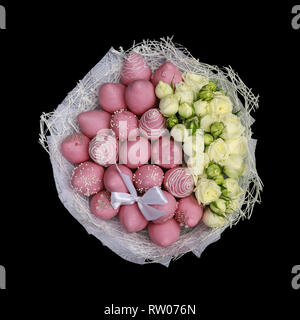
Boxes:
[39,38,262,266]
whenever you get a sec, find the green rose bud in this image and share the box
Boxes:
[178,102,194,119]
[210,198,227,215]
[185,116,200,135]
[210,122,224,138]
[187,122,198,135]
[166,115,178,129]
[203,81,217,92]
[204,133,214,146]
[214,174,225,185]
[199,89,214,101]
[206,163,222,179]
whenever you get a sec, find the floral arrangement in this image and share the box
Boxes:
[40,38,262,266]
[156,73,248,227]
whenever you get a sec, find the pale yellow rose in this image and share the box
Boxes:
[223,154,246,178]
[182,72,209,91]
[195,178,221,205]
[226,136,248,157]
[210,95,233,116]
[207,138,230,164]
[220,113,245,140]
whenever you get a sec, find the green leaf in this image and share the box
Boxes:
[170,75,175,92]
[233,109,241,115]
[211,210,226,218]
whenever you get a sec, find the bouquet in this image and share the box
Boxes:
[40,38,262,266]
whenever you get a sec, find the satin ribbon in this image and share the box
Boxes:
[110,164,168,221]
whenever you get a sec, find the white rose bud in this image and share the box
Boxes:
[207,138,230,164]
[225,198,240,214]
[202,207,226,228]
[170,124,189,142]
[210,95,233,116]
[194,100,211,117]
[182,72,209,91]
[220,113,245,140]
[183,130,204,157]
[195,178,221,205]
[178,102,194,118]
[159,94,179,117]
[210,198,227,215]
[155,81,173,99]
[200,114,220,132]
[223,154,246,179]
[226,136,248,157]
[222,178,243,199]
[174,83,195,104]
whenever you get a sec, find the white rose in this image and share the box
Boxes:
[187,153,205,176]
[202,207,226,228]
[210,95,233,116]
[194,100,211,117]
[222,178,243,199]
[226,136,248,157]
[159,94,179,117]
[207,138,229,164]
[223,154,246,178]
[182,72,209,91]
[174,82,195,104]
[195,178,221,205]
[155,81,173,99]
[200,114,220,132]
[170,124,189,142]
[183,130,204,157]
[220,113,245,140]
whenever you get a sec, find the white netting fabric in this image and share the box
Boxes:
[39,38,263,266]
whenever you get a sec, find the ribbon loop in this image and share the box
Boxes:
[111,165,168,221]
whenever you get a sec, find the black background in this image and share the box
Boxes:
[0,1,299,317]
